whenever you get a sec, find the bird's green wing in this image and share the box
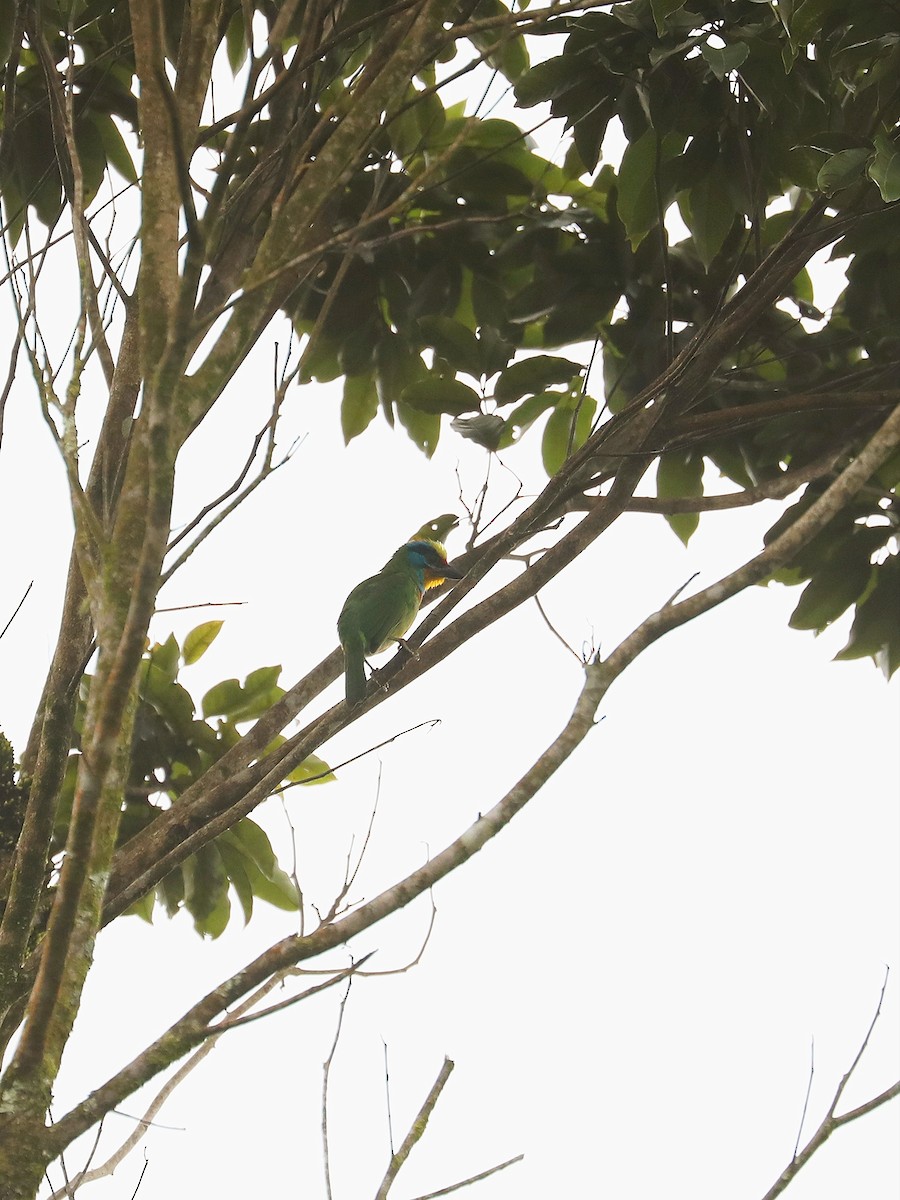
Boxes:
[339,569,422,656]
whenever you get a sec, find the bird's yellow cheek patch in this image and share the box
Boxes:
[423,573,448,590]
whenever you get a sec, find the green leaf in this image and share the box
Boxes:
[158,869,184,918]
[341,373,378,444]
[183,620,223,665]
[228,819,278,876]
[217,839,255,924]
[788,556,873,631]
[679,167,737,269]
[401,377,482,416]
[141,666,195,733]
[700,41,749,81]
[541,394,596,475]
[124,890,155,924]
[1,175,26,248]
[244,665,281,698]
[868,135,900,202]
[201,678,244,719]
[616,129,686,249]
[650,0,688,35]
[288,753,336,785]
[388,87,446,160]
[657,452,704,545]
[834,556,900,676]
[468,3,530,84]
[250,864,301,911]
[514,57,575,108]
[74,117,108,206]
[225,9,249,74]
[194,888,231,938]
[416,316,483,377]
[497,390,559,448]
[95,114,138,184]
[816,147,872,194]
[376,335,423,423]
[397,401,441,457]
[184,844,230,936]
[221,666,284,722]
[150,633,180,681]
[477,327,515,377]
[227,823,302,912]
[494,355,582,404]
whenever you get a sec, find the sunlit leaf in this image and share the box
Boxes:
[183,621,224,665]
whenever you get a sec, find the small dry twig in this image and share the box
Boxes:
[759,968,898,1200]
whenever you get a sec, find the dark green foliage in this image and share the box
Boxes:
[5,1,896,690]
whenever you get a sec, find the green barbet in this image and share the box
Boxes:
[338,539,464,706]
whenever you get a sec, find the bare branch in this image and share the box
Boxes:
[374,1057,455,1200]
[45,965,310,1200]
[322,973,354,1200]
[533,591,584,663]
[617,448,846,514]
[409,1153,525,1200]
[759,968,898,1200]
[213,954,374,1034]
[793,1037,815,1161]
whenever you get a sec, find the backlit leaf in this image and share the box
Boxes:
[183,621,223,665]
[657,452,704,545]
[494,355,582,404]
[402,377,482,416]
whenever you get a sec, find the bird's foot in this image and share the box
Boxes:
[395,638,418,660]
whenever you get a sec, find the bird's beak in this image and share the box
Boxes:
[441,561,464,580]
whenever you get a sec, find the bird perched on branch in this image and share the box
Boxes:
[338,539,464,706]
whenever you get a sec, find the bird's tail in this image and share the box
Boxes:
[343,637,367,706]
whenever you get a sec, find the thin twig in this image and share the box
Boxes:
[155,601,247,613]
[279,793,305,936]
[322,975,354,1200]
[213,954,374,1033]
[322,764,385,923]
[793,1036,815,1161]
[0,580,33,642]
[274,721,440,795]
[759,967,897,1200]
[45,971,303,1199]
[128,1153,149,1200]
[409,1153,525,1200]
[662,573,699,609]
[533,593,582,663]
[384,1039,395,1157]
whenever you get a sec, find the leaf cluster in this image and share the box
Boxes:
[55,623,332,937]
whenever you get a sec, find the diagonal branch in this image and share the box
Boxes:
[374,1058,455,1200]
[759,969,898,1200]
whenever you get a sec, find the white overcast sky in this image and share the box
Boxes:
[0,24,896,1200]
